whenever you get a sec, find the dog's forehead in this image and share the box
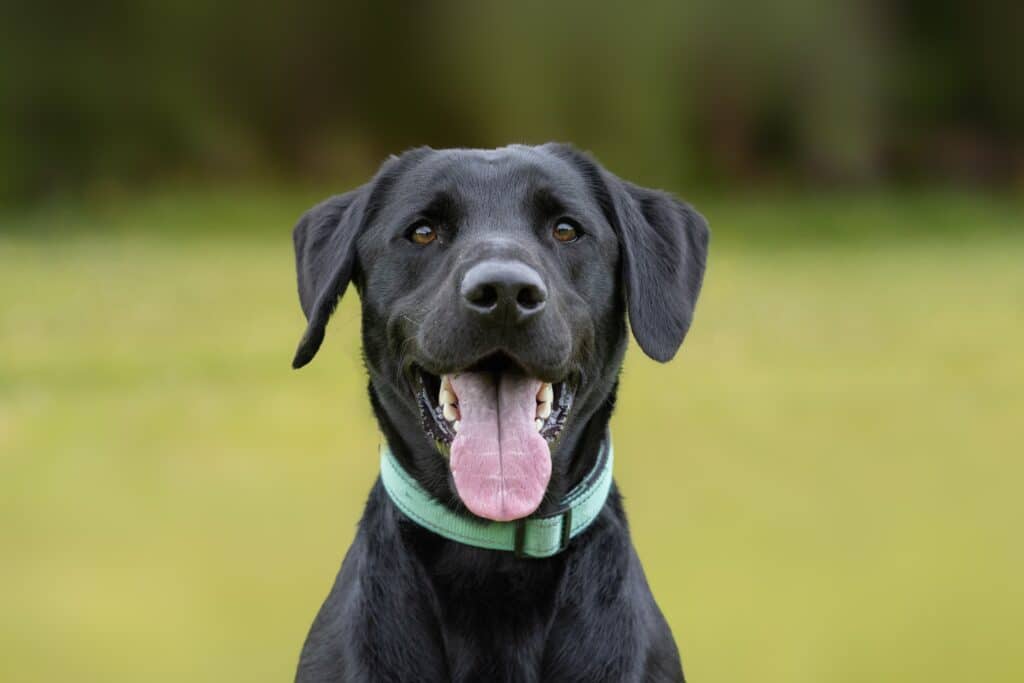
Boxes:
[392,146,590,206]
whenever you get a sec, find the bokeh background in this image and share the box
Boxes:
[2,2,1022,682]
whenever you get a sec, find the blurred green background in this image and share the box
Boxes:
[1,2,1022,682]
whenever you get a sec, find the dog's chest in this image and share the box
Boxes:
[440,617,550,682]
[430,565,561,681]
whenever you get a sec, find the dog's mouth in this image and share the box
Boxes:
[414,358,574,447]
[413,354,575,521]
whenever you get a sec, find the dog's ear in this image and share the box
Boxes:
[601,172,710,362]
[291,148,430,369]
[291,187,370,369]
[541,143,709,361]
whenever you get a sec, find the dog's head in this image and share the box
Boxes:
[292,144,708,521]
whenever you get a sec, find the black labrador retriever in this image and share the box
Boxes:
[290,143,708,682]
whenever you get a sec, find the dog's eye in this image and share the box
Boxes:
[409,222,437,245]
[553,220,581,243]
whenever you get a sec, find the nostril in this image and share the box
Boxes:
[468,284,499,310]
[516,284,546,311]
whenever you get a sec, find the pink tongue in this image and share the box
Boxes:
[448,373,551,521]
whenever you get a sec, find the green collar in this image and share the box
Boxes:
[379,437,614,559]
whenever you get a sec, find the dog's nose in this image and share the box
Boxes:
[460,260,547,324]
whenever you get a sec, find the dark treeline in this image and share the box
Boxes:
[2,1,1021,203]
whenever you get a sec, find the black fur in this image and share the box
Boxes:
[291,144,709,682]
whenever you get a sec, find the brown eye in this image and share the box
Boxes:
[553,220,580,243]
[409,222,437,245]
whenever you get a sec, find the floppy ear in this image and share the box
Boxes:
[291,187,369,369]
[602,173,710,362]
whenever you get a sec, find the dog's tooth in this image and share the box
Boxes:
[537,383,553,403]
[442,403,458,422]
[537,401,551,419]
[439,388,455,406]
[453,420,460,433]
[535,418,544,432]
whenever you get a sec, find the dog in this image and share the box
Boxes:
[290,143,709,682]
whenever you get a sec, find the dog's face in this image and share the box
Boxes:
[292,144,708,521]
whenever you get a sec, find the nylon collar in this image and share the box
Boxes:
[379,437,614,559]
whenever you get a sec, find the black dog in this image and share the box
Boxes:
[291,144,708,682]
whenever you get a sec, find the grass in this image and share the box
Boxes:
[1,191,1022,682]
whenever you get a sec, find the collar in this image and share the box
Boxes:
[379,436,614,559]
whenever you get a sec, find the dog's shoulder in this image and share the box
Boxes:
[296,482,450,682]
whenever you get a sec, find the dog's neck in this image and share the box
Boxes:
[359,377,623,627]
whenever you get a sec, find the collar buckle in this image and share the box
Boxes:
[514,506,574,559]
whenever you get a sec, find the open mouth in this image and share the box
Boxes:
[413,354,575,521]
[415,358,574,448]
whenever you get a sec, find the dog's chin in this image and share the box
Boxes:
[410,352,575,522]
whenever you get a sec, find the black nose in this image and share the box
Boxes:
[460,260,548,324]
